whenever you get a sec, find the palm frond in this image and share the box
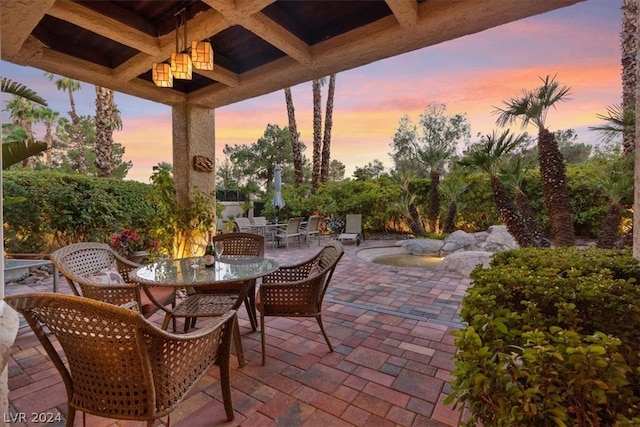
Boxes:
[589,104,636,144]
[2,140,48,169]
[1,78,48,106]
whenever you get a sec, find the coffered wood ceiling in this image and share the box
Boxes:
[1,0,583,109]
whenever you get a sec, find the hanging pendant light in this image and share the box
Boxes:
[152,62,173,87]
[171,52,192,79]
[191,40,213,70]
[171,9,192,80]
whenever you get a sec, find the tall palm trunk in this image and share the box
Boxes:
[442,201,457,234]
[408,203,425,236]
[68,89,86,173]
[490,176,536,247]
[320,74,335,183]
[44,121,54,167]
[538,128,575,246]
[311,79,322,191]
[95,86,115,177]
[513,188,550,247]
[428,170,440,233]
[284,87,303,185]
[621,0,638,155]
[597,202,622,249]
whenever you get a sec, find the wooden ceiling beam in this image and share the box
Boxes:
[47,1,162,56]
[0,0,55,58]
[24,37,186,105]
[385,0,419,27]
[204,0,311,64]
[190,0,584,108]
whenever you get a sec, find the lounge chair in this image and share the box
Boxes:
[337,214,364,246]
[274,217,303,249]
[233,217,254,233]
[300,215,322,246]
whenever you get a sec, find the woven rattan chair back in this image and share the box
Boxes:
[4,293,236,426]
[50,242,140,305]
[188,232,265,333]
[258,241,344,364]
[213,232,265,257]
[50,242,175,323]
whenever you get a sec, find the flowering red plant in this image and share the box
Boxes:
[110,229,157,256]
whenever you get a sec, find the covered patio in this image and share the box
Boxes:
[7,238,471,426]
[1,0,589,425]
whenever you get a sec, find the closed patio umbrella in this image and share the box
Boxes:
[271,163,286,223]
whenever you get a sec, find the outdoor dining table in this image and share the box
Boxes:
[130,255,279,365]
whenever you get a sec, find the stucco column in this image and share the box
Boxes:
[171,105,216,206]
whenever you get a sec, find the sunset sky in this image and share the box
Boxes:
[0,0,623,183]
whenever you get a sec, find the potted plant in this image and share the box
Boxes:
[109,229,158,263]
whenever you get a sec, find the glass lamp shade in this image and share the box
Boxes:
[171,52,192,80]
[152,62,173,87]
[191,41,214,70]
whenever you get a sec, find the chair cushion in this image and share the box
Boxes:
[139,287,175,316]
[85,265,125,285]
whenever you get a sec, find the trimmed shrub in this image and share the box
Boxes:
[447,247,640,426]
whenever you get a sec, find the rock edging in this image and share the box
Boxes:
[398,225,518,275]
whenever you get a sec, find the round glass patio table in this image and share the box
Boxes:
[131,255,279,287]
[130,255,279,365]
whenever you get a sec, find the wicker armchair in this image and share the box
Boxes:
[257,241,344,365]
[4,293,236,426]
[50,242,176,330]
[186,232,265,331]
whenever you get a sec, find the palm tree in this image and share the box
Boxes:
[494,75,575,247]
[283,87,303,185]
[621,0,638,155]
[94,85,122,178]
[311,79,322,191]
[416,145,451,233]
[1,78,47,106]
[500,157,550,247]
[394,169,425,236]
[593,156,633,248]
[459,130,537,247]
[4,95,44,167]
[46,73,85,172]
[320,74,336,184]
[37,107,59,167]
[414,102,470,233]
[439,173,468,234]
[1,78,48,205]
[590,104,636,146]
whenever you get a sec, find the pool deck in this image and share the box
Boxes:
[5,236,474,426]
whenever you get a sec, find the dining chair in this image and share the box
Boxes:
[257,241,344,365]
[188,232,265,331]
[4,292,236,426]
[233,217,254,233]
[300,215,322,247]
[50,242,177,331]
[274,217,303,249]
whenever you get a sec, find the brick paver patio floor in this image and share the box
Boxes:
[5,236,473,426]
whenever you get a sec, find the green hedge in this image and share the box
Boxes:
[3,170,154,253]
[447,247,640,426]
